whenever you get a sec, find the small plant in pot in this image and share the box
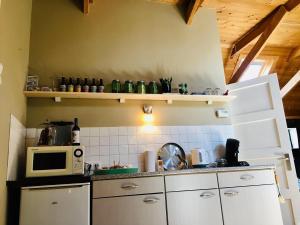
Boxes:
[160,77,172,93]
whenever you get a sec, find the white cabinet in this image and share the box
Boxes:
[165,173,222,225]
[93,194,167,225]
[19,183,90,225]
[167,189,223,225]
[220,185,284,225]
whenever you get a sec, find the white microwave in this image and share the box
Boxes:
[26,146,85,177]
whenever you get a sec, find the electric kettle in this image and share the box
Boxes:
[191,148,211,168]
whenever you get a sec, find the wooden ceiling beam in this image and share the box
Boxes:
[186,0,204,25]
[83,0,93,15]
[284,0,300,11]
[230,7,281,57]
[229,6,287,84]
[281,71,300,98]
[288,47,300,61]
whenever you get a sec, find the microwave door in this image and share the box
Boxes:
[29,151,71,177]
[33,152,67,171]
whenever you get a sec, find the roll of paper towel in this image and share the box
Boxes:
[144,151,156,172]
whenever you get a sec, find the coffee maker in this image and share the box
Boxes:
[225,139,249,167]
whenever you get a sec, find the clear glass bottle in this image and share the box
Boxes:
[97,79,105,93]
[90,78,97,93]
[82,78,90,92]
[60,77,67,92]
[67,78,74,92]
[74,78,82,92]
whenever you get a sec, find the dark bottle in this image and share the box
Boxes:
[75,78,82,92]
[90,78,97,93]
[60,77,67,92]
[82,78,90,92]
[67,78,74,92]
[97,79,105,93]
[72,118,80,146]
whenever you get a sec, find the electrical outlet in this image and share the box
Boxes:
[216,109,230,118]
[0,63,3,85]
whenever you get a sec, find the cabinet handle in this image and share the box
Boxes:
[224,190,239,197]
[143,197,160,204]
[121,183,139,190]
[200,191,215,199]
[240,174,254,181]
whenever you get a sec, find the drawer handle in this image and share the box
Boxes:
[121,183,139,190]
[51,201,58,205]
[143,197,160,204]
[240,174,254,181]
[200,191,215,199]
[224,190,239,197]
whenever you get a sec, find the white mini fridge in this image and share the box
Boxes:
[19,183,90,225]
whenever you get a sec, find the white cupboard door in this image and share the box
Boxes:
[221,185,284,225]
[167,189,223,225]
[228,74,300,225]
[93,194,167,225]
[19,184,90,225]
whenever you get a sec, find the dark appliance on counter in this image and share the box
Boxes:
[225,138,239,166]
[225,138,249,167]
[38,121,73,146]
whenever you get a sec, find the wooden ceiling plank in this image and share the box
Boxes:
[281,71,300,97]
[231,6,282,57]
[229,6,287,84]
[186,0,204,25]
[284,0,300,11]
[288,47,300,61]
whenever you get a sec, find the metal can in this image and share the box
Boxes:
[137,80,146,94]
[112,80,121,93]
[148,81,158,94]
[124,80,134,93]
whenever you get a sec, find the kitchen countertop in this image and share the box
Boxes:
[92,165,275,181]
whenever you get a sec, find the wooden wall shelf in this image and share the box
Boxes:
[24,91,236,104]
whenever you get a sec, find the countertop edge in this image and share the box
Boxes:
[92,165,275,181]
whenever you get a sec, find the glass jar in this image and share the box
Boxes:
[148,81,158,94]
[124,80,134,93]
[137,80,146,94]
[112,80,121,93]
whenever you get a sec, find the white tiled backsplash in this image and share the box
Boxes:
[26,125,233,171]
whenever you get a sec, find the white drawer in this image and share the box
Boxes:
[93,177,164,198]
[165,173,218,192]
[218,169,275,188]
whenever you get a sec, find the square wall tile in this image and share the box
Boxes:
[90,137,100,146]
[109,145,119,155]
[81,128,90,137]
[81,137,90,147]
[100,136,109,146]
[118,127,128,136]
[100,146,110,156]
[109,127,118,136]
[119,145,129,155]
[119,136,128,145]
[110,136,118,145]
[90,128,100,136]
[100,127,109,136]
[128,136,137,145]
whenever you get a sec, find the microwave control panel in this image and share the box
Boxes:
[72,147,84,174]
